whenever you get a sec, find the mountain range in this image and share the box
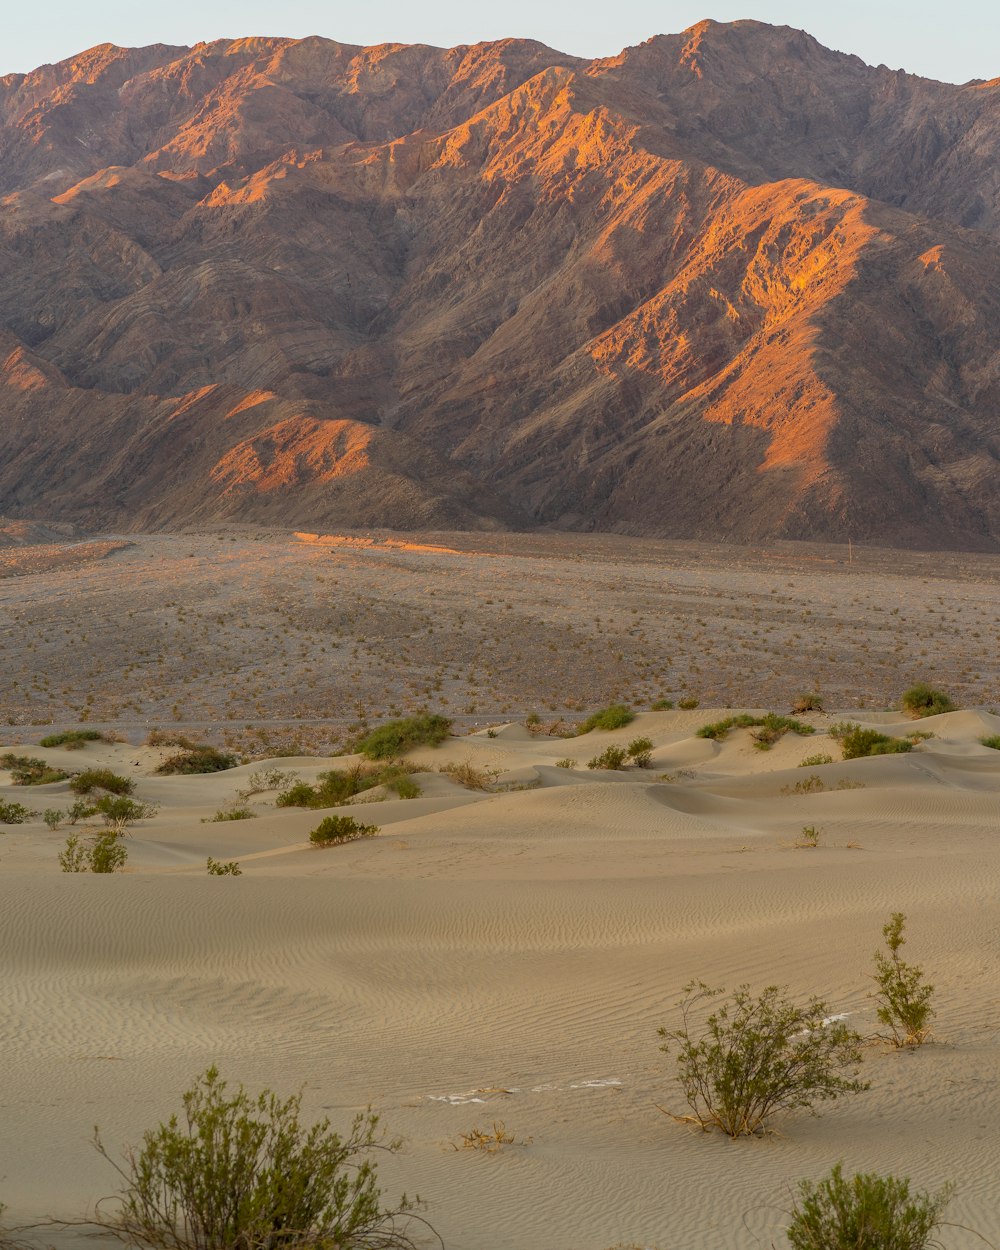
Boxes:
[2,20,1000,547]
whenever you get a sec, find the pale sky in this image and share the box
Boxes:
[3,1,998,85]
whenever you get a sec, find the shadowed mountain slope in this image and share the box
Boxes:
[2,21,1000,545]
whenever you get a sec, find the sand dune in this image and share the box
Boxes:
[1,709,998,1250]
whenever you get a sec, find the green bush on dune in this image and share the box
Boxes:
[355,714,452,760]
[38,729,106,749]
[900,684,956,719]
[830,724,912,760]
[69,768,135,796]
[156,744,238,775]
[577,704,635,734]
[787,1164,952,1250]
[0,753,68,785]
[277,763,420,809]
[696,713,815,750]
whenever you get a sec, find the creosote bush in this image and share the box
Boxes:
[39,729,106,749]
[59,831,128,873]
[900,684,956,719]
[203,805,256,823]
[787,1164,953,1250]
[90,1066,435,1250]
[69,768,135,796]
[0,799,35,824]
[277,762,419,809]
[309,815,381,847]
[873,912,934,1047]
[156,744,238,775]
[831,724,913,760]
[577,704,635,734]
[355,714,452,760]
[206,857,242,876]
[95,795,158,831]
[0,753,68,785]
[696,713,814,750]
[587,745,628,770]
[657,982,868,1138]
[979,734,1000,751]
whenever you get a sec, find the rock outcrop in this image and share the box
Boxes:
[2,21,1000,546]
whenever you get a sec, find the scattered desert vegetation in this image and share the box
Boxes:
[786,1164,953,1250]
[451,1121,522,1154]
[206,857,242,876]
[155,742,238,775]
[872,913,935,1047]
[277,762,419,808]
[900,683,956,719]
[58,831,128,873]
[355,714,452,760]
[0,753,67,785]
[577,704,635,734]
[696,713,815,749]
[69,768,135,796]
[38,729,113,749]
[830,723,913,759]
[657,982,868,1138]
[309,815,381,847]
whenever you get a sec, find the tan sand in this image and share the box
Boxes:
[2,708,998,1250]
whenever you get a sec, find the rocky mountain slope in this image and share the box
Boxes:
[2,21,1000,546]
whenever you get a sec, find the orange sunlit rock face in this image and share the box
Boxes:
[2,21,1000,546]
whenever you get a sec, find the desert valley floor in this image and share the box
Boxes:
[1,529,999,1249]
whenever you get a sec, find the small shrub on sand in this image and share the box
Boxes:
[657,982,867,1138]
[677,697,700,710]
[698,714,814,749]
[555,757,577,769]
[588,745,628,770]
[95,796,157,831]
[873,912,934,1047]
[309,815,380,847]
[0,800,35,824]
[204,804,256,823]
[797,825,821,849]
[67,798,98,824]
[355,714,452,760]
[277,763,418,809]
[577,704,634,734]
[439,760,501,791]
[787,1164,953,1250]
[43,808,65,830]
[90,1066,433,1250]
[236,767,299,798]
[626,736,653,767]
[69,768,135,796]
[792,693,825,714]
[781,774,826,795]
[651,698,674,710]
[799,753,833,767]
[0,753,68,785]
[38,729,105,749]
[156,744,237,775]
[206,857,242,876]
[901,684,956,719]
[59,831,128,873]
[451,1121,519,1153]
[979,735,1000,751]
[836,726,912,760]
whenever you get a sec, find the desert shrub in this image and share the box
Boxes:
[67,798,98,823]
[277,763,418,809]
[677,697,700,710]
[0,800,34,824]
[236,767,298,798]
[781,774,826,795]
[355,714,452,760]
[452,1121,518,1154]
[792,693,825,714]
[588,745,628,770]
[309,815,380,847]
[156,745,237,775]
[38,729,104,749]
[787,1163,953,1250]
[797,825,821,848]
[42,808,65,830]
[838,727,912,760]
[206,857,242,876]
[657,982,867,1137]
[577,704,635,734]
[95,796,157,831]
[0,753,68,785]
[696,714,813,749]
[799,753,834,767]
[980,734,1000,751]
[391,776,422,799]
[59,831,128,873]
[626,736,653,767]
[439,760,500,791]
[651,698,674,710]
[901,684,956,719]
[90,1066,432,1250]
[555,757,577,769]
[205,805,256,823]
[873,912,934,1047]
[70,768,135,796]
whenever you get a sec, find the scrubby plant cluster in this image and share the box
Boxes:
[156,743,238,775]
[38,729,109,749]
[58,831,128,873]
[0,799,35,824]
[900,684,956,719]
[355,714,452,760]
[69,768,135,796]
[587,737,653,770]
[576,704,635,734]
[830,723,913,760]
[1,753,68,785]
[696,713,815,750]
[872,913,935,1047]
[278,762,420,808]
[206,857,242,876]
[309,815,381,847]
[787,1164,953,1250]
[658,982,868,1138]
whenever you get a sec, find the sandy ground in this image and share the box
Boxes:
[2,699,999,1249]
[1,529,1000,751]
